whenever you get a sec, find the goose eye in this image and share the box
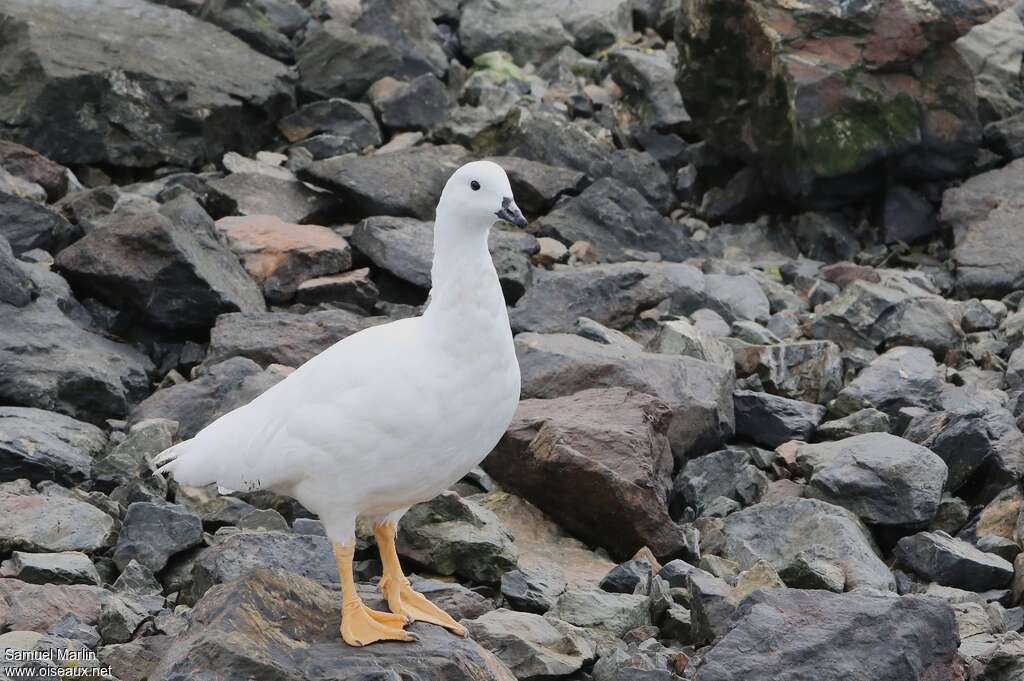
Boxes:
[470,180,480,191]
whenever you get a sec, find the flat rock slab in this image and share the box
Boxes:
[152,568,517,681]
[0,0,294,168]
[0,407,106,486]
[0,579,107,632]
[697,589,961,681]
[0,480,117,554]
[896,530,1015,592]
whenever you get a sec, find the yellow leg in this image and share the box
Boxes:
[374,521,467,636]
[332,542,415,646]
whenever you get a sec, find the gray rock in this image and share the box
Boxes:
[397,492,518,585]
[277,98,382,149]
[876,297,965,356]
[196,0,304,62]
[943,158,1024,297]
[549,588,652,637]
[599,558,655,595]
[206,173,336,225]
[832,346,943,417]
[463,609,595,680]
[131,358,286,439]
[206,308,382,368]
[591,641,685,681]
[896,531,1015,592]
[0,193,76,257]
[955,2,1024,123]
[535,178,698,263]
[674,448,768,517]
[369,74,449,132]
[702,273,770,324]
[0,407,106,486]
[816,408,892,439]
[93,419,176,496]
[47,613,101,648]
[986,112,1024,159]
[0,235,34,307]
[297,21,399,100]
[3,551,100,586]
[188,530,339,602]
[795,433,947,526]
[500,565,567,615]
[98,594,150,644]
[295,268,380,311]
[515,331,735,461]
[113,503,204,573]
[606,45,688,130]
[55,198,265,332]
[733,390,826,448]
[697,589,961,681]
[881,186,938,244]
[720,497,895,591]
[688,570,738,645]
[608,148,676,214]
[903,407,1024,493]
[488,156,587,217]
[0,480,118,554]
[459,0,631,65]
[510,262,704,333]
[0,0,294,168]
[154,568,517,681]
[733,339,843,403]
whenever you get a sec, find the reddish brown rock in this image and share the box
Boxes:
[215,215,352,303]
[0,141,68,201]
[0,578,105,632]
[484,387,692,561]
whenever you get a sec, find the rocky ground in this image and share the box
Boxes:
[0,0,1023,679]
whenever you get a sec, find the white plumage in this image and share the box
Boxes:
[156,160,523,552]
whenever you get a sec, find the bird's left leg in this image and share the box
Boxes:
[374,515,467,636]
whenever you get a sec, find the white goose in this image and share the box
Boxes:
[156,161,525,646]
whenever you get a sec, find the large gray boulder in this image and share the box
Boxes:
[0,407,106,486]
[153,568,517,681]
[510,262,704,333]
[534,178,700,263]
[0,480,118,554]
[719,497,895,592]
[943,158,1024,297]
[895,530,1015,592]
[831,346,944,417]
[697,589,962,681]
[112,503,204,573]
[795,433,947,526]
[54,198,265,332]
[516,332,735,460]
[0,0,295,168]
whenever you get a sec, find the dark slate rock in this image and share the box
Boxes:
[0,0,295,168]
[154,568,516,681]
[0,407,106,486]
[113,502,204,573]
[188,531,339,603]
[832,346,943,417]
[733,390,825,448]
[608,148,676,214]
[697,589,961,681]
[0,235,34,307]
[720,497,895,592]
[500,564,567,614]
[131,358,285,439]
[277,98,382,149]
[369,74,449,132]
[516,332,735,460]
[794,433,947,526]
[881,185,938,244]
[0,192,76,255]
[895,531,1015,591]
[606,45,688,130]
[943,158,1024,298]
[196,0,305,62]
[301,144,470,220]
[3,550,101,586]
[687,570,738,645]
[600,559,655,595]
[816,408,892,439]
[205,173,336,225]
[510,262,704,333]
[535,178,699,263]
[673,448,768,517]
[0,270,153,424]
[205,308,384,368]
[54,197,265,332]
[488,156,588,217]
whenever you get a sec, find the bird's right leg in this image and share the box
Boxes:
[332,542,415,646]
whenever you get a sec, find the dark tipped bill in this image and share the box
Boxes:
[495,196,527,228]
